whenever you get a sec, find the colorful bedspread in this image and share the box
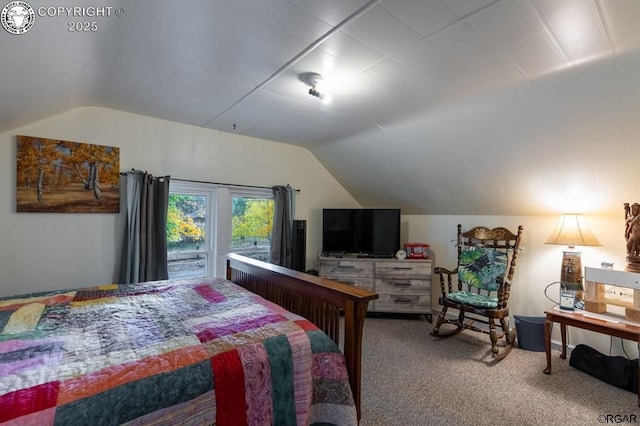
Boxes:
[0,278,357,425]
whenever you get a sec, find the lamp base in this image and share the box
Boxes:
[561,251,583,300]
[561,251,582,283]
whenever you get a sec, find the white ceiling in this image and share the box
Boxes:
[2,0,640,215]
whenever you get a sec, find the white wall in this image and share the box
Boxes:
[0,107,358,297]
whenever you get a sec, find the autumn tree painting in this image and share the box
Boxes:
[16,135,120,213]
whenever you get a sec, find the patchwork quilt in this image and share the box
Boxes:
[0,278,357,425]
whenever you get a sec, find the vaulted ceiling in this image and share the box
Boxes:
[2,0,640,215]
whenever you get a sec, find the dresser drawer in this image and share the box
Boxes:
[375,277,430,294]
[375,261,431,279]
[374,294,430,313]
[322,275,375,291]
[319,259,374,277]
[319,257,432,316]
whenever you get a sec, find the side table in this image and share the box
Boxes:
[543,307,640,406]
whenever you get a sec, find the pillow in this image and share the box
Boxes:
[458,246,510,291]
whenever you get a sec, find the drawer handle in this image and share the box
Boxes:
[392,267,412,270]
[391,280,411,286]
[393,297,414,303]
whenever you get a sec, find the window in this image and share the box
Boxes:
[167,182,274,280]
[167,182,214,280]
[230,191,274,262]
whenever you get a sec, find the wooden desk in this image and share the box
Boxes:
[543,307,640,405]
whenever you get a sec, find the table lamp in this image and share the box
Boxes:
[546,214,601,297]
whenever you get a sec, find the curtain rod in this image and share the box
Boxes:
[170,177,301,192]
[119,171,170,179]
[120,171,299,192]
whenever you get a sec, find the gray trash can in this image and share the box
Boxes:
[514,315,546,352]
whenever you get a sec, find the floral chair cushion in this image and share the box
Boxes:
[457,246,510,291]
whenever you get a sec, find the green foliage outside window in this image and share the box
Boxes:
[167,194,205,249]
[231,197,274,248]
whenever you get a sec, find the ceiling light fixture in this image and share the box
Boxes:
[300,72,332,104]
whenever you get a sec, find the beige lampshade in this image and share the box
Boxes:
[546,214,601,247]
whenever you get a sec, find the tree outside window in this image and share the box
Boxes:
[167,194,206,250]
[231,196,274,261]
[166,193,208,279]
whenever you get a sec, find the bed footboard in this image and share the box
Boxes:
[226,253,377,420]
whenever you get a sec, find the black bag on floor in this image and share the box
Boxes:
[569,344,638,393]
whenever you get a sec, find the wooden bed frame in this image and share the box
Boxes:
[226,253,378,420]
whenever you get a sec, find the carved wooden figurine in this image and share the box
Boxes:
[624,202,640,272]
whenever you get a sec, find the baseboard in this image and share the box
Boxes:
[550,340,573,353]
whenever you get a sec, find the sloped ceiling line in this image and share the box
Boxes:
[200,0,383,129]
[525,0,572,65]
[593,0,619,56]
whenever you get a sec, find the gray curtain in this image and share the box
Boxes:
[270,185,295,268]
[118,170,170,284]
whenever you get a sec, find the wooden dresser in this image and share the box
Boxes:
[319,256,432,320]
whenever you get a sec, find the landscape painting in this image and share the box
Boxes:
[16,135,120,213]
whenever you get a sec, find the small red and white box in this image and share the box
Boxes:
[404,243,430,259]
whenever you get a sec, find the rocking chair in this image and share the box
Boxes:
[431,224,524,359]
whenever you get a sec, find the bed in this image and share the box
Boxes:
[0,254,377,425]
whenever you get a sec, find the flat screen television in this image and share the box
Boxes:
[322,208,401,257]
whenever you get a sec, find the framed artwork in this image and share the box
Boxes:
[16,135,120,213]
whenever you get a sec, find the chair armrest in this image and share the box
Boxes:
[433,266,458,300]
[495,276,512,308]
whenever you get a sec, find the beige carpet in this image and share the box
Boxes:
[358,314,640,426]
